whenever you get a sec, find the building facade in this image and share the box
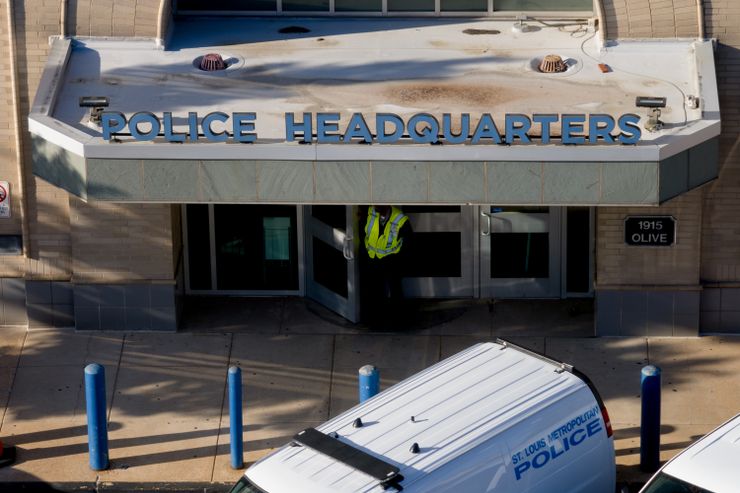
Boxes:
[0,0,737,335]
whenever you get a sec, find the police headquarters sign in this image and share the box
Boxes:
[624,216,676,247]
[99,111,643,145]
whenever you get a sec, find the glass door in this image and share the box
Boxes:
[401,206,476,298]
[480,206,562,298]
[305,206,361,323]
[184,204,301,294]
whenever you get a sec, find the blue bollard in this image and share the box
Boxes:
[229,366,244,469]
[640,365,662,472]
[84,363,109,471]
[359,365,380,403]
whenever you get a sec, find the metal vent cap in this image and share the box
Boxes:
[538,54,567,73]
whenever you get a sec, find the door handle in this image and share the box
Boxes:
[480,211,491,237]
[343,237,354,260]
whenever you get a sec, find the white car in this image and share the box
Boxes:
[230,340,616,493]
[639,413,740,493]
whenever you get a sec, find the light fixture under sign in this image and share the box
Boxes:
[635,96,666,132]
[79,96,110,125]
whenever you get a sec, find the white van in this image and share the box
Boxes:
[638,413,740,493]
[229,340,616,493]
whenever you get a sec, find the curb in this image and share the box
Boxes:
[0,482,234,493]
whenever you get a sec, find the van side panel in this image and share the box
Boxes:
[500,386,616,493]
[404,439,509,492]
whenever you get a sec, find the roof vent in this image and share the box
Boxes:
[462,28,500,35]
[199,53,226,72]
[279,26,310,34]
[353,418,364,428]
[538,54,567,74]
[409,443,420,454]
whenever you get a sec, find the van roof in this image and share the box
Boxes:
[247,341,596,492]
[662,413,740,493]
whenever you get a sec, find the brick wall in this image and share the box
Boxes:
[70,198,175,283]
[603,0,700,38]
[0,0,23,237]
[0,0,175,283]
[598,0,740,287]
[67,0,163,38]
[700,0,740,282]
[596,188,703,287]
[3,0,72,280]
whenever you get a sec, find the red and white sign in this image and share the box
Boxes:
[0,182,10,218]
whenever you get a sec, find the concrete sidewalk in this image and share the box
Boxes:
[0,299,739,491]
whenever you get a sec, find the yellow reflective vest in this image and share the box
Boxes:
[364,206,409,259]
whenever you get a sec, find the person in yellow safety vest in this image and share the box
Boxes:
[362,205,412,324]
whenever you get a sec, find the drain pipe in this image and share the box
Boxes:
[593,0,607,46]
[696,0,705,39]
[156,0,169,49]
[7,0,31,257]
[60,0,67,37]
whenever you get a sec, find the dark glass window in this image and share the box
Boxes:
[491,233,549,278]
[566,208,590,293]
[178,0,276,10]
[312,205,346,231]
[186,205,212,290]
[388,0,435,12]
[402,232,462,277]
[441,0,487,11]
[336,0,382,11]
[640,472,712,493]
[313,237,348,297]
[403,205,461,213]
[213,205,298,290]
[283,0,330,11]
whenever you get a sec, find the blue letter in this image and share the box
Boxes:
[569,428,587,446]
[514,461,530,480]
[343,113,373,143]
[549,444,565,460]
[317,112,341,143]
[505,114,532,144]
[232,113,256,143]
[562,114,586,145]
[188,112,199,142]
[376,114,404,143]
[471,114,502,144]
[285,112,312,143]
[129,112,160,141]
[442,113,470,144]
[202,112,229,142]
[408,113,439,143]
[101,111,126,140]
[618,113,642,144]
[532,450,550,469]
[162,112,186,142]
[587,420,603,437]
[532,114,558,144]
[588,114,616,143]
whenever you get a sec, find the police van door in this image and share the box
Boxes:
[305,206,361,322]
[480,207,562,298]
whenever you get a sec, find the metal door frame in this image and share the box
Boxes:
[479,206,563,298]
[304,205,361,322]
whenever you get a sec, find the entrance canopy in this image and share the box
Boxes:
[29,18,720,205]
